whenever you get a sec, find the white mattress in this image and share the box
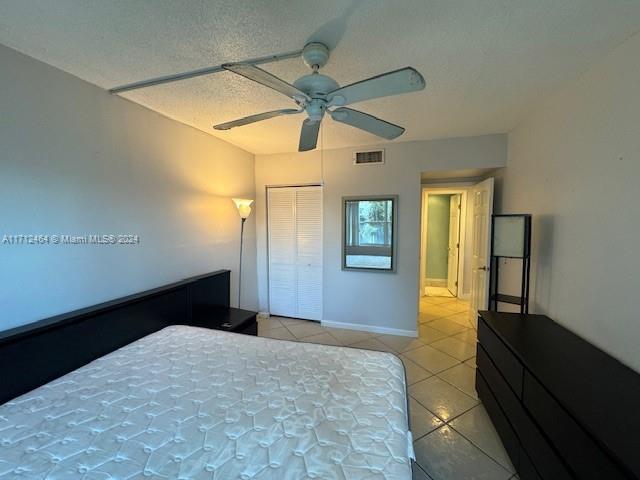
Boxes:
[0,325,412,479]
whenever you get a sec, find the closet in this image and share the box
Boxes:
[267,186,322,320]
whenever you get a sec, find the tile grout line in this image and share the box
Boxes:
[427,342,476,362]
[434,362,478,396]
[409,388,478,429]
[420,317,476,333]
[448,423,516,475]
[410,380,514,475]
[412,462,435,480]
[413,424,511,480]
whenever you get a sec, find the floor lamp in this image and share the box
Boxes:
[232,198,254,308]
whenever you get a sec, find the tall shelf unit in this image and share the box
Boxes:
[488,214,532,314]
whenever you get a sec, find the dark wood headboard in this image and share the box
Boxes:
[0,270,230,404]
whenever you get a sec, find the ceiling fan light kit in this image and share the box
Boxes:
[110,42,426,152]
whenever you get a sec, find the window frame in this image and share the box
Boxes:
[341,195,398,273]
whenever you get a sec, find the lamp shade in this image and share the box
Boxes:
[232,198,254,219]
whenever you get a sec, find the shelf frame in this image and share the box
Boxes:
[488,214,532,314]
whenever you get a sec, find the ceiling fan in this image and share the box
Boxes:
[110,42,425,152]
[214,43,425,151]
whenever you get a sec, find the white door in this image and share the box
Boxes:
[469,178,494,326]
[295,187,323,320]
[447,194,461,296]
[268,186,322,320]
[267,188,297,318]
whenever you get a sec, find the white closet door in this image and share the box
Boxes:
[268,186,322,321]
[295,187,322,320]
[268,188,297,318]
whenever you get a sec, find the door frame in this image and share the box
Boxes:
[265,183,323,318]
[419,186,468,299]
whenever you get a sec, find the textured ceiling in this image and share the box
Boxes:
[1,1,639,155]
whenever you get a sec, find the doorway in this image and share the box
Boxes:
[418,178,494,331]
[420,189,466,299]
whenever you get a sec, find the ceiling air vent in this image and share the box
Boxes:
[353,149,385,165]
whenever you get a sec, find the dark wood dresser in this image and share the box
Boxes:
[476,311,640,480]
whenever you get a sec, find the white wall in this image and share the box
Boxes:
[499,32,640,371]
[0,44,257,331]
[256,135,506,334]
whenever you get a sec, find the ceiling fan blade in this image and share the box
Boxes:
[330,107,405,139]
[109,50,302,93]
[223,63,311,104]
[328,67,425,106]
[213,108,301,130]
[299,119,321,152]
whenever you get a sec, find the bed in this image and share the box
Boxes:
[0,326,413,479]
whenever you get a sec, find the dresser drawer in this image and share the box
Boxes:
[478,316,523,396]
[477,346,573,480]
[518,448,542,480]
[523,371,627,480]
[476,369,520,471]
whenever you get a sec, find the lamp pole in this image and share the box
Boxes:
[238,216,246,308]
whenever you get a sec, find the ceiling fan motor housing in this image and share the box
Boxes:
[302,42,330,69]
[293,73,339,99]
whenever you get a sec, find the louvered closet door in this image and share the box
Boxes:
[295,187,322,320]
[268,188,297,318]
[268,186,322,320]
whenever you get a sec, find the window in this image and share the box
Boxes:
[342,196,397,271]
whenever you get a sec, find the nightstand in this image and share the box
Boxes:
[190,306,257,335]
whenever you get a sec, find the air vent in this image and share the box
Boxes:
[353,149,385,165]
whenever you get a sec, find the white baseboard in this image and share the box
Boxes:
[425,278,447,287]
[321,320,418,338]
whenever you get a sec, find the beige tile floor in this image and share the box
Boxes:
[257,295,518,480]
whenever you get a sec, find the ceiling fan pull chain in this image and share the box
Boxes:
[320,121,325,185]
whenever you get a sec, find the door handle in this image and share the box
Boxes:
[479,266,489,271]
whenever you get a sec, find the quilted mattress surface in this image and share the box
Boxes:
[0,325,412,479]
